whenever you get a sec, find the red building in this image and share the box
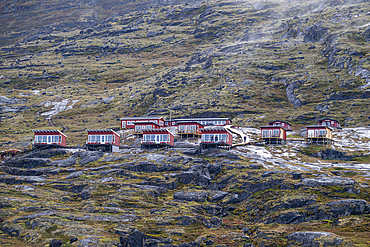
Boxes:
[306,125,333,145]
[120,116,165,129]
[134,122,161,135]
[200,127,233,149]
[177,121,204,139]
[86,129,120,152]
[268,120,291,130]
[260,126,287,145]
[171,118,232,127]
[32,129,67,148]
[318,118,341,129]
[141,129,175,149]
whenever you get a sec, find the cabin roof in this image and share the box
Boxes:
[172,118,231,122]
[268,120,291,125]
[32,129,67,137]
[176,121,204,126]
[120,116,163,120]
[318,118,339,122]
[142,129,173,135]
[260,126,287,130]
[306,125,334,130]
[199,127,229,132]
[86,129,119,136]
[134,121,160,126]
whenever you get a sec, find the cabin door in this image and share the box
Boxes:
[155,135,161,144]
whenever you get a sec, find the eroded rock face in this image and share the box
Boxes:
[328,199,370,217]
[303,23,328,42]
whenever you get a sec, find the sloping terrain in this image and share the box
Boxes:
[0,0,370,147]
[0,128,369,246]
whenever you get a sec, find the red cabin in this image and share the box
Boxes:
[120,116,164,129]
[260,126,287,145]
[177,121,204,139]
[306,125,333,145]
[268,120,291,130]
[318,118,341,129]
[32,129,67,148]
[141,129,175,149]
[134,122,160,135]
[86,129,120,152]
[200,127,233,149]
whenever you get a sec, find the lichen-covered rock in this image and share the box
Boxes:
[2,158,51,169]
[302,177,355,187]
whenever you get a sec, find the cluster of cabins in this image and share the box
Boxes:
[261,119,340,145]
[31,117,341,152]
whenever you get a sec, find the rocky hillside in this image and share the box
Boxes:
[0,126,370,246]
[0,0,370,147]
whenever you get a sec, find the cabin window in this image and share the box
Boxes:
[122,121,126,128]
[135,126,141,131]
[106,135,113,143]
[204,134,210,142]
[52,135,59,143]
[308,129,314,137]
[319,130,326,137]
[262,130,268,137]
[160,134,168,142]
[190,125,196,132]
[273,129,280,137]
[221,134,227,142]
[154,120,158,124]
[147,125,152,129]
[179,125,185,131]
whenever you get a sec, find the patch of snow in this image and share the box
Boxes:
[31,90,40,95]
[41,99,78,119]
[359,22,370,28]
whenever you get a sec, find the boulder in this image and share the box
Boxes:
[286,231,344,247]
[264,210,307,224]
[120,229,146,247]
[131,184,167,197]
[202,216,223,228]
[49,239,63,247]
[70,237,78,243]
[209,191,228,202]
[205,205,228,217]
[173,191,209,202]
